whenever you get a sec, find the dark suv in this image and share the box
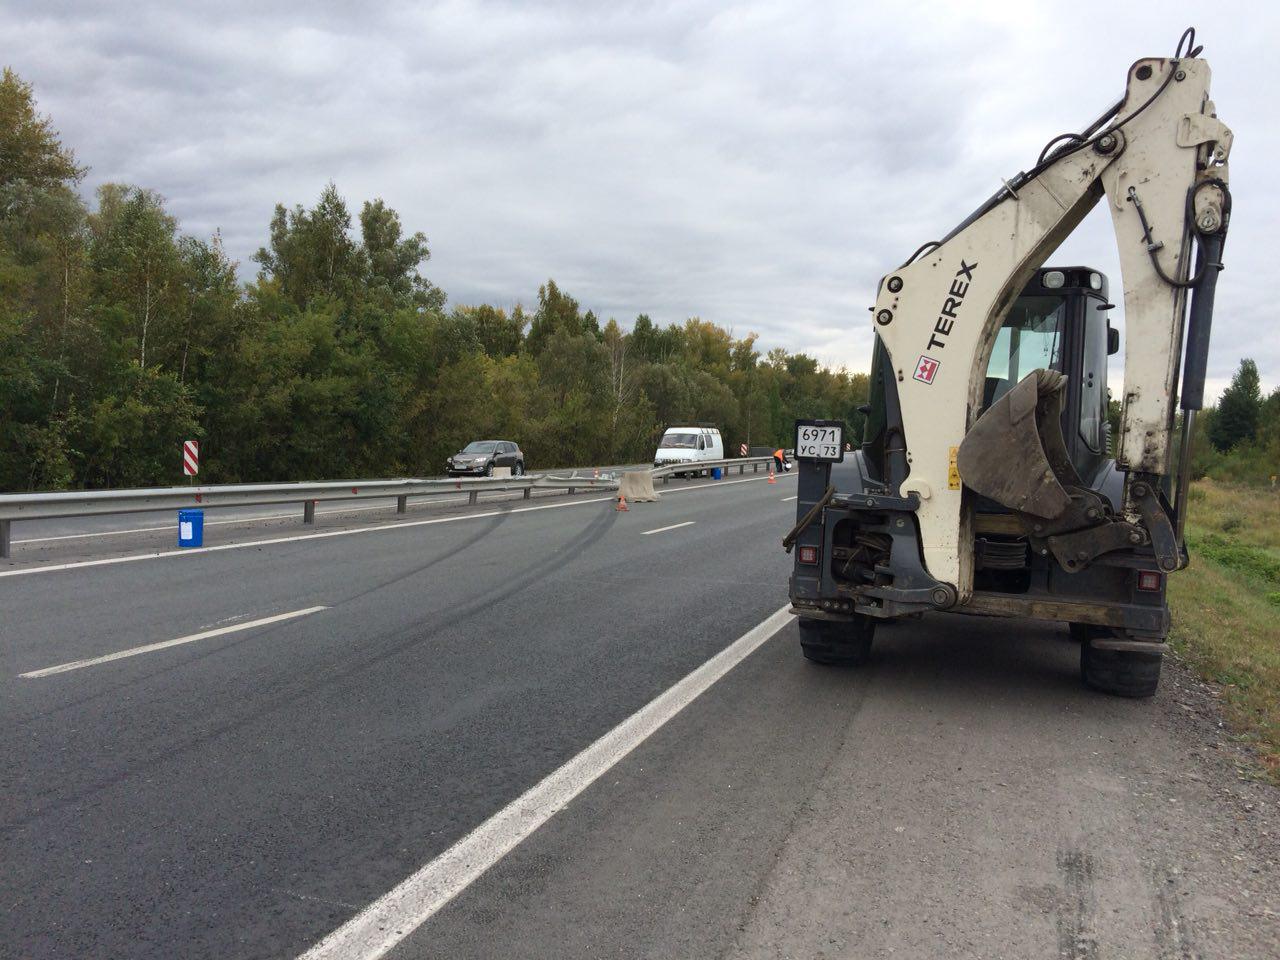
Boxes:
[446,440,525,477]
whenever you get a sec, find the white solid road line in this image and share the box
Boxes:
[297,604,795,960]
[19,606,329,678]
[641,521,697,535]
[781,495,798,502]
[0,472,794,580]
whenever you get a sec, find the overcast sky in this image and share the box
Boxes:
[4,0,1275,398]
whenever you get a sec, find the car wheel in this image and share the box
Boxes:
[514,461,524,476]
[1081,638,1162,697]
[799,616,874,666]
[485,462,494,477]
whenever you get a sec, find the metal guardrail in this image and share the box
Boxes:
[0,457,780,558]
[650,457,774,481]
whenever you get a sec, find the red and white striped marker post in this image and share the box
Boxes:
[183,440,199,477]
[739,442,748,456]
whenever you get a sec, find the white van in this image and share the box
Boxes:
[653,424,724,476]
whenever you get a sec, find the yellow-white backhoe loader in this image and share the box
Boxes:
[785,28,1232,696]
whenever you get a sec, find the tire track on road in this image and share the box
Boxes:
[1,506,619,834]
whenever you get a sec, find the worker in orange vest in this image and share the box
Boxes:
[772,448,792,473]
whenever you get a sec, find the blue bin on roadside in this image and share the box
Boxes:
[711,467,723,480]
[178,509,204,548]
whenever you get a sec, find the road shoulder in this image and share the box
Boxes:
[727,634,1280,960]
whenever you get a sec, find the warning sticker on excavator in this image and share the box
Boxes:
[914,355,939,384]
[947,446,960,490]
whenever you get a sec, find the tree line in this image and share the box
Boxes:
[6,67,1269,494]
[0,69,868,491]
[1190,358,1280,485]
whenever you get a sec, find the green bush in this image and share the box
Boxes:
[1191,533,1280,585]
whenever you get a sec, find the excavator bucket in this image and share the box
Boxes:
[956,369,1083,520]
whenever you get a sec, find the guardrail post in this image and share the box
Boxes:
[303,500,316,524]
[0,519,10,559]
[739,464,744,474]
[396,495,408,514]
[754,463,759,473]
[568,487,576,496]
[468,491,478,505]
[523,487,532,500]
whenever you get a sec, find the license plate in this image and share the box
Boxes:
[794,420,845,461]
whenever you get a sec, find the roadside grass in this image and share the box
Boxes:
[1169,480,1280,780]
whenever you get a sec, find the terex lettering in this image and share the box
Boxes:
[926,260,977,351]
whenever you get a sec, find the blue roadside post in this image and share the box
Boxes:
[178,509,204,548]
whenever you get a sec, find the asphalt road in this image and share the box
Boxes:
[2,470,1276,960]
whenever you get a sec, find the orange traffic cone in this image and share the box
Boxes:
[767,466,777,484]
[616,494,629,511]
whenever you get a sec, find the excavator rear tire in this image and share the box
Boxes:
[799,616,874,667]
[1081,639,1162,698]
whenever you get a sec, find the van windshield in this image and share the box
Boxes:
[659,433,699,449]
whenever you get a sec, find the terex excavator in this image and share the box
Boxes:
[784,28,1232,697]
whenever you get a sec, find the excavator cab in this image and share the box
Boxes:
[969,268,1122,594]
[858,268,1116,499]
[979,268,1115,488]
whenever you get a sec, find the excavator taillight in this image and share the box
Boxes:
[1136,570,1163,592]
[798,545,819,565]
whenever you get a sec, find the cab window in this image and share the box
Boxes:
[983,296,1066,410]
[1078,305,1107,453]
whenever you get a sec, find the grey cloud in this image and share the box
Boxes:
[2,0,1273,394]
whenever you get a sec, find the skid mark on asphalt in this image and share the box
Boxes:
[1151,864,1201,959]
[455,506,618,613]
[336,510,511,606]
[1056,848,1100,960]
[0,508,622,834]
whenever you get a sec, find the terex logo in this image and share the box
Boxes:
[926,260,978,351]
